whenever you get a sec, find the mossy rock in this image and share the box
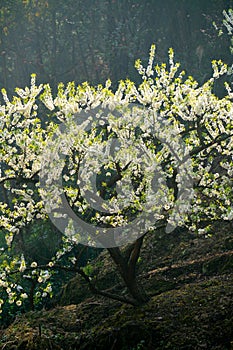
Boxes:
[80,323,150,350]
[1,274,233,349]
[59,275,92,305]
[202,254,233,274]
[0,325,61,350]
[1,222,233,349]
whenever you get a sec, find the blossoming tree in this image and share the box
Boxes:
[0,44,233,311]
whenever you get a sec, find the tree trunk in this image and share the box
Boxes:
[121,268,149,305]
[108,236,149,305]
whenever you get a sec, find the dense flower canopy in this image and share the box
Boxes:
[0,45,233,311]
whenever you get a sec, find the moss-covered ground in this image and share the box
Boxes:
[0,222,233,349]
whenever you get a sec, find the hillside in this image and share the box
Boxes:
[0,222,233,350]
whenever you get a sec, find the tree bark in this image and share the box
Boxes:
[108,236,149,305]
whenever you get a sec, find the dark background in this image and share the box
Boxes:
[0,0,232,94]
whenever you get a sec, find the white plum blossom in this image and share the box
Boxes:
[0,45,233,310]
